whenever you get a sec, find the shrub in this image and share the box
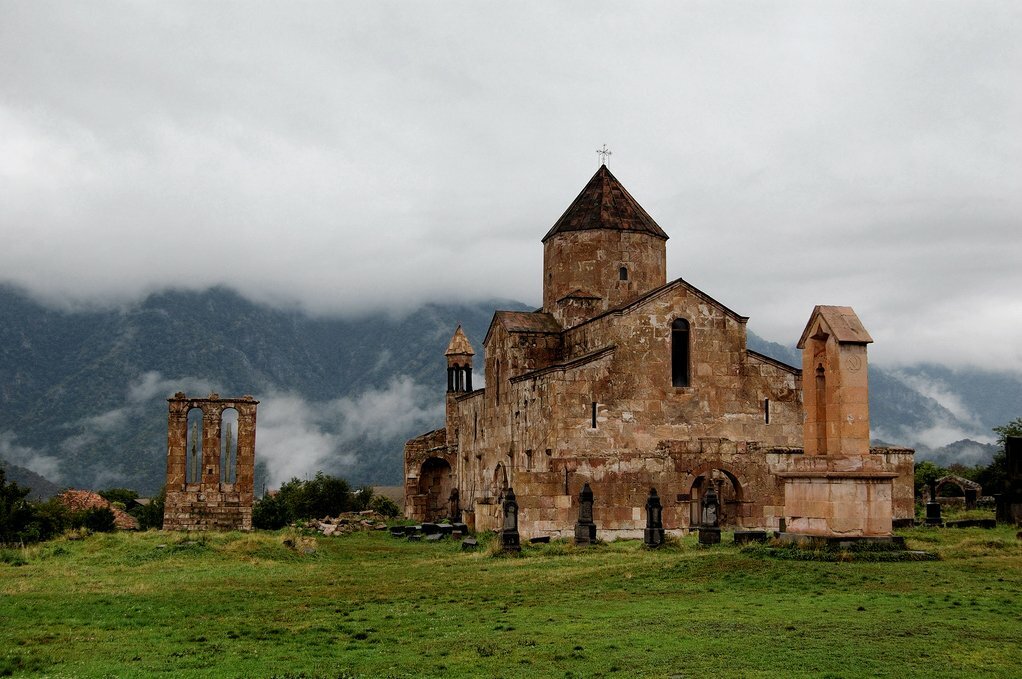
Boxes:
[98,488,139,505]
[368,494,400,518]
[253,473,360,529]
[130,487,165,530]
[82,507,116,533]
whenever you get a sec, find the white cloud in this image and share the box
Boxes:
[256,377,443,487]
[0,431,63,482]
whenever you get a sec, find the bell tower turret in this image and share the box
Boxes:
[445,325,475,394]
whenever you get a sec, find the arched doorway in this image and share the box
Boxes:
[418,457,454,522]
[687,467,745,528]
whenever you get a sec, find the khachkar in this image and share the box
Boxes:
[163,392,258,531]
[776,307,898,538]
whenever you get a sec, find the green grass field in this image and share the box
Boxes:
[2,525,1021,678]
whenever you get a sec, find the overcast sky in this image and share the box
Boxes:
[2,1,1020,374]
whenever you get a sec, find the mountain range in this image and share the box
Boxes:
[1,284,1015,497]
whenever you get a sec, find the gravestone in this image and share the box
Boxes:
[501,487,521,552]
[996,436,1022,524]
[925,479,943,526]
[698,486,721,545]
[701,487,720,527]
[574,483,597,545]
[644,488,665,548]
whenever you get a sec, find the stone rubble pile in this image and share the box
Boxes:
[55,489,139,530]
[298,510,390,536]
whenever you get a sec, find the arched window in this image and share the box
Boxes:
[815,365,827,454]
[221,408,239,484]
[186,408,204,483]
[619,266,628,281]
[672,318,690,387]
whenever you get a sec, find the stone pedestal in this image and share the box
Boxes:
[925,501,943,527]
[698,527,721,545]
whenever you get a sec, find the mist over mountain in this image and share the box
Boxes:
[1,285,1015,495]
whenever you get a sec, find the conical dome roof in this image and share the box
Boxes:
[542,165,669,242]
[444,325,475,356]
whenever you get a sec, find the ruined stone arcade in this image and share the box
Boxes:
[163,392,258,531]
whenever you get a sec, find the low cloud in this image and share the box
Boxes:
[253,376,443,487]
[62,371,215,457]
[889,371,982,428]
[0,431,63,482]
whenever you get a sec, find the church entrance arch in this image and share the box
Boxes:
[685,464,746,528]
[418,457,454,522]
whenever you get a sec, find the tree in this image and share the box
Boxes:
[914,460,947,499]
[251,473,358,529]
[993,417,1022,447]
[0,468,33,544]
[975,417,1022,496]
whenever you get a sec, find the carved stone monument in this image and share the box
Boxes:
[777,307,898,538]
[644,488,665,548]
[574,482,597,545]
[501,487,521,552]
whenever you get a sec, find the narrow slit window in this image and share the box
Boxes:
[672,318,690,387]
[591,402,598,429]
[619,266,628,281]
[764,398,770,424]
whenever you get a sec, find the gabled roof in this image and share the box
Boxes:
[796,305,873,349]
[556,288,602,303]
[444,325,475,356]
[542,165,669,242]
[483,310,562,346]
[568,276,749,332]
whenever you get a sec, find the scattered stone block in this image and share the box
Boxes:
[461,538,478,550]
[425,533,444,541]
[733,529,768,545]
[529,536,550,544]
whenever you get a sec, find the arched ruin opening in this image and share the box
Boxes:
[418,457,454,522]
[220,407,239,484]
[186,407,204,484]
[687,467,745,528]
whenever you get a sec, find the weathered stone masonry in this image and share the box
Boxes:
[164,392,258,531]
[404,164,914,538]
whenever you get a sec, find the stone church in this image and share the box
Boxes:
[404,165,914,539]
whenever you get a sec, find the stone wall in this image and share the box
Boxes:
[543,230,667,327]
